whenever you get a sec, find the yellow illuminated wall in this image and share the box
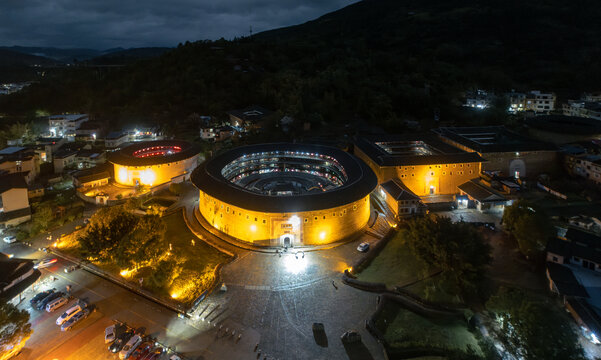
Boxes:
[197,190,371,246]
[355,147,480,196]
[113,155,199,186]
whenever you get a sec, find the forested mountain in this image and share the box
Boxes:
[2,0,601,131]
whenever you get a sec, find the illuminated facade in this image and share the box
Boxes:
[354,135,484,197]
[109,140,201,187]
[192,144,377,246]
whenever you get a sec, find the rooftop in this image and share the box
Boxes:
[48,114,88,121]
[0,172,28,193]
[381,179,420,201]
[0,146,26,155]
[355,134,485,167]
[434,126,556,153]
[546,262,588,298]
[226,105,272,122]
[458,178,507,203]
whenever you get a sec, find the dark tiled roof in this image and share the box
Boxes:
[546,262,588,297]
[547,229,601,264]
[73,164,111,184]
[0,173,28,193]
[108,140,201,167]
[458,179,506,202]
[381,179,420,200]
[75,171,110,184]
[567,298,601,336]
[192,143,377,212]
[434,126,557,152]
[355,134,485,167]
[226,105,272,122]
[105,131,127,140]
[0,257,40,301]
[0,207,32,222]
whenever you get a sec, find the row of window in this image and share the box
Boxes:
[398,163,471,171]
[211,198,360,223]
[399,170,473,178]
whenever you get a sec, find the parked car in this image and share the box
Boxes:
[119,334,143,359]
[105,322,127,344]
[34,257,58,269]
[3,235,16,244]
[109,329,134,353]
[56,303,84,325]
[356,242,370,252]
[46,296,69,312]
[64,265,78,273]
[142,348,163,360]
[61,309,90,331]
[37,291,64,310]
[340,330,362,344]
[129,341,154,360]
[30,289,54,307]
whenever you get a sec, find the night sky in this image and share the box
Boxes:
[0,0,356,49]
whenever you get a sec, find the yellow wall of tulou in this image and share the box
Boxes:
[198,190,371,245]
[113,155,198,186]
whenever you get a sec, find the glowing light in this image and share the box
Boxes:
[319,231,326,240]
[250,224,257,232]
[171,293,179,299]
[120,268,135,277]
[52,241,58,248]
[289,215,300,229]
[118,167,128,183]
[284,255,308,274]
[139,169,156,185]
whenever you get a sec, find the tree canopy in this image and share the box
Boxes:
[77,203,167,269]
[502,200,552,259]
[0,300,32,360]
[402,215,492,300]
[487,287,585,360]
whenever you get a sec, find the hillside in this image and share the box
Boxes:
[87,47,172,65]
[2,0,601,132]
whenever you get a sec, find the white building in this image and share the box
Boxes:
[48,114,89,138]
[525,91,555,113]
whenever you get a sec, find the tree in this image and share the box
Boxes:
[487,287,585,360]
[0,300,32,360]
[403,215,492,299]
[502,201,551,259]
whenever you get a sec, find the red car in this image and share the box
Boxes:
[130,342,154,360]
[141,347,163,360]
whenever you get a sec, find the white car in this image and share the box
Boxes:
[56,304,83,325]
[356,242,370,252]
[46,296,69,312]
[3,235,16,244]
[119,334,143,359]
[61,309,90,331]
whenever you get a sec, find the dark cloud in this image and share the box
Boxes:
[0,0,357,49]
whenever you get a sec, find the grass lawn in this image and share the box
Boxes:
[376,302,481,355]
[404,273,464,306]
[356,232,432,287]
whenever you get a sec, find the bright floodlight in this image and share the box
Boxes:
[284,254,308,274]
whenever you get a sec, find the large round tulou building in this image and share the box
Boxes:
[191,143,377,246]
[110,140,202,187]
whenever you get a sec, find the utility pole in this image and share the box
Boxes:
[249,25,253,38]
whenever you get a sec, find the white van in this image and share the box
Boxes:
[119,334,142,359]
[46,296,68,312]
[56,304,82,325]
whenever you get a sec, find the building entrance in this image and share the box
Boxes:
[280,234,294,248]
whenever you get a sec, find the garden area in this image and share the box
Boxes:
[355,214,492,306]
[374,301,483,359]
[58,200,231,305]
